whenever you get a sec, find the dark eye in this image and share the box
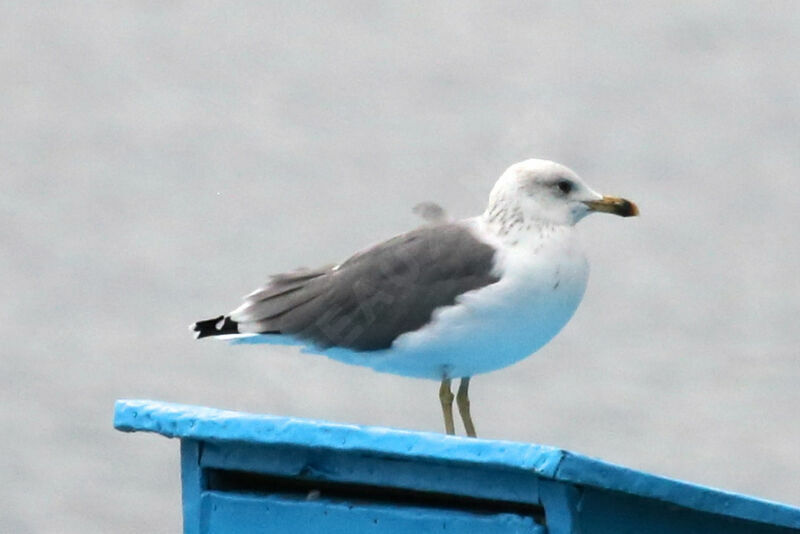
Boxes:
[556,180,573,194]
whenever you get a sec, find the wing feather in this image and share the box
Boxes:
[227,222,499,351]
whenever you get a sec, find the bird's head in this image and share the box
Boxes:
[485,159,638,228]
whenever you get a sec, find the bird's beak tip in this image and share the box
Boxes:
[623,199,640,217]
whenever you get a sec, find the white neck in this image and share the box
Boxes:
[480,203,569,251]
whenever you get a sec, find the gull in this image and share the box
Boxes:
[192,159,638,437]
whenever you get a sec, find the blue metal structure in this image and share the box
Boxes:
[114,399,800,533]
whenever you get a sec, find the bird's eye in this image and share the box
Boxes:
[556,180,573,194]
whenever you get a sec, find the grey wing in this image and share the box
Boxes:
[229,222,500,351]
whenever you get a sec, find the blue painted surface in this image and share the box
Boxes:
[113,398,564,474]
[201,492,544,534]
[180,440,204,534]
[197,439,543,504]
[115,399,800,533]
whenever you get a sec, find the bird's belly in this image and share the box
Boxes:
[338,249,589,380]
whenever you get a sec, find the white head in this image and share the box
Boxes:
[484,159,638,231]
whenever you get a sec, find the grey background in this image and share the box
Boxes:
[3,2,799,532]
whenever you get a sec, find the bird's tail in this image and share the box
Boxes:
[191,315,240,339]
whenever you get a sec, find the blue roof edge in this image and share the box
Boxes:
[113,399,566,475]
[114,399,800,529]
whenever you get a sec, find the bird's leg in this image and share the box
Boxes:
[456,377,477,438]
[439,379,455,435]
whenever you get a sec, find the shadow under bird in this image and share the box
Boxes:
[193,159,639,437]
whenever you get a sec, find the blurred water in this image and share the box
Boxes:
[2,2,799,532]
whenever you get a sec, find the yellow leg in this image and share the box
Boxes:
[456,377,477,438]
[439,379,455,435]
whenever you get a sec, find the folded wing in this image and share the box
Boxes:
[194,222,500,352]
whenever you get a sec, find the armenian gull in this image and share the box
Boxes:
[193,159,638,437]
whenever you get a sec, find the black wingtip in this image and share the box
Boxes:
[191,315,239,339]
